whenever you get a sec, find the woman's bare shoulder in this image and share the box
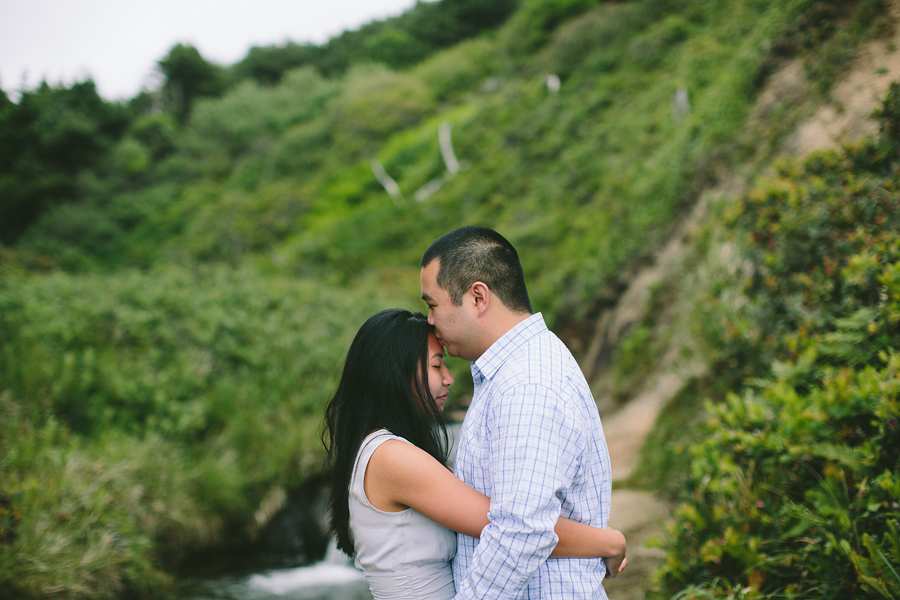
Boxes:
[370,437,438,470]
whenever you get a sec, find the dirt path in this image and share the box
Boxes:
[595,6,900,596]
[788,0,900,157]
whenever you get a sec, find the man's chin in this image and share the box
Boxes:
[445,346,465,359]
[436,337,464,359]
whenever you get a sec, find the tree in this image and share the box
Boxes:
[233,42,323,86]
[402,0,518,48]
[363,27,430,69]
[158,43,223,123]
[0,80,130,244]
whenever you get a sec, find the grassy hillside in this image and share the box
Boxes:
[0,0,893,597]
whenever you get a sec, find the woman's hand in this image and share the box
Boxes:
[604,544,627,579]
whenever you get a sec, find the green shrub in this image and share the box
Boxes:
[0,264,414,596]
[327,65,436,157]
[413,38,501,101]
[183,67,337,159]
[362,27,431,70]
[537,3,640,76]
[654,84,900,599]
[501,0,603,56]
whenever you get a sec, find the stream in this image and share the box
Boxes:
[182,539,373,600]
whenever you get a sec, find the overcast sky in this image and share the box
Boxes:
[0,0,420,101]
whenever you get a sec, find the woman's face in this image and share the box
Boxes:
[425,332,454,412]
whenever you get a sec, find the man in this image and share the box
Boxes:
[420,225,620,599]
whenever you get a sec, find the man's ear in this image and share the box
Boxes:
[470,281,490,317]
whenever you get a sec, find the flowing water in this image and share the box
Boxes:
[183,539,373,600]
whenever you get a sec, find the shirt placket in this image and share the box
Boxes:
[459,368,487,493]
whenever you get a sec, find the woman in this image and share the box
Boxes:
[323,309,626,599]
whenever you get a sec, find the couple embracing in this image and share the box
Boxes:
[323,226,625,599]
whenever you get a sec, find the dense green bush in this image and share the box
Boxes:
[229,0,515,82]
[0,81,131,244]
[0,266,403,445]
[654,84,900,599]
[536,3,642,76]
[0,265,408,596]
[327,65,437,157]
[412,38,501,102]
[501,0,604,55]
[183,68,338,159]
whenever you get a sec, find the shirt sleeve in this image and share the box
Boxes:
[454,383,580,599]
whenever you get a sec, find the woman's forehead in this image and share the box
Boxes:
[427,332,443,356]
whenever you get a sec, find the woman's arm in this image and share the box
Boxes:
[365,439,626,563]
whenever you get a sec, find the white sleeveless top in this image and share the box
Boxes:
[349,429,457,600]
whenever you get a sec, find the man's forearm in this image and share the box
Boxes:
[454,515,557,599]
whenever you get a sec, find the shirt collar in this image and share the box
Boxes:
[471,312,547,383]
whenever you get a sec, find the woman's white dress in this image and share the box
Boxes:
[349,429,457,600]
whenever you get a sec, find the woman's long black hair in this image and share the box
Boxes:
[322,308,450,556]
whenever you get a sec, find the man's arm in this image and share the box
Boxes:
[455,383,588,599]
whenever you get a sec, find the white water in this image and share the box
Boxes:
[186,539,372,600]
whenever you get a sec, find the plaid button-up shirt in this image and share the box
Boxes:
[452,313,612,599]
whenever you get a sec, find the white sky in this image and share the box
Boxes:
[0,0,420,101]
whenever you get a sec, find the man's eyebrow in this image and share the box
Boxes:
[422,292,433,302]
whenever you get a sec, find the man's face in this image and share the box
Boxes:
[420,259,478,360]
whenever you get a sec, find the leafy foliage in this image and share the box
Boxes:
[230,0,516,82]
[0,266,407,596]
[0,81,130,244]
[502,0,604,55]
[327,65,436,157]
[157,44,225,123]
[412,37,501,102]
[653,84,900,599]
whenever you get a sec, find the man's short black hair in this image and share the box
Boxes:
[421,226,532,314]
